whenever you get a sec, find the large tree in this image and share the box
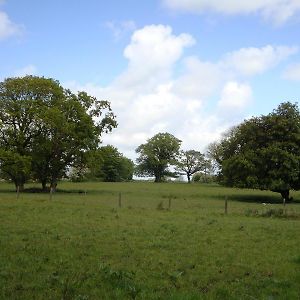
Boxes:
[135,132,181,182]
[31,90,117,190]
[175,150,205,183]
[0,76,64,190]
[0,76,117,190]
[213,102,300,201]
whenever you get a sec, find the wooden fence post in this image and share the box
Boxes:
[16,186,20,199]
[225,196,228,214]
[49,187,53,200]
[168,197,172,210]
[118,192,122,208]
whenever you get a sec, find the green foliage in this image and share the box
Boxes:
[213,102,300,200]
[175,150,205,182]
[99,263,141,298]
[192,172,216,183]
[135,132,181,182]
[0,76,117,189]
[0,150,31,190]
[87,145,134,182]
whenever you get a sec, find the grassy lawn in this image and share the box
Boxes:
[1,181,300,299]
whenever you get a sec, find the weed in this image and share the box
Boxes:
[245,208,259,216]
[292,256,300,264]
[99,264,141,299]
[157,201,164,210]
[261,208,285,217]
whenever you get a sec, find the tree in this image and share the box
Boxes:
[175,150,205,183]
[214,102,300,201]
[86,145,134,182]
[31,90,117,190]
[135,132,181,182]
[0,76,117,190]
[0,76,64,190]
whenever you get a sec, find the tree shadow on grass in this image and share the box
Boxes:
[0,187,109,195]
[228,194,299,204]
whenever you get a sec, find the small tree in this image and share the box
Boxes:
[175,150,205,183]
[135,132,181,182]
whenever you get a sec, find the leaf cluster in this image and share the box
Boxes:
[214,102,300,194]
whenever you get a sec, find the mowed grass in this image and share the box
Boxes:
[1,182,300,299]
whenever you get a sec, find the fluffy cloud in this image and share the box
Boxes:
[0,11,21,40]
[163,0,300,24]
[120,25,195,89]
[282,63,300,81]
[218,81,252,112]
[66,25,296,159]
[223,45,298,76]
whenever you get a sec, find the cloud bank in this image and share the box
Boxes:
[163,0,300,25]
[66,24,297,159]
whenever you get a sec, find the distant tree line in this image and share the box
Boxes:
[135,102,300,200]
[135,132,213,183]
[1,76,299,200]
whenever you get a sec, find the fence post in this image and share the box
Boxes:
[16,186,20,199]
[225,196,228,214]
[168,197,172,210]
[118,192,122,208]
[49,187,53,200]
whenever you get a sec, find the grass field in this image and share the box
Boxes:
[1,181,300,299]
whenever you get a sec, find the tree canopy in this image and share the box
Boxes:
[175,150,205,183]
[0,76,117,190]
[135,132,181,182]
[212,102,300,201]
[86,145,134,182]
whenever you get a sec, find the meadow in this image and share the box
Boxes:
[1,181,300,299]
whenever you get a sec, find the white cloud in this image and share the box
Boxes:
[218,81,252,112]
[282,63,300,81]
[0,11,21,40]
[163,0,300,25]
[66,25,297,159]
[223,45,298,76]
[173,56,222,102]
[105,20,136,41]
[14,65,37,77]
[121,24,195,88]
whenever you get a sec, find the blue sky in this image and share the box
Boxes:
[1,0,300,158]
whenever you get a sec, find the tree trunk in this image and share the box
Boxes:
[14,182,24,192]
[280,190,290,202]
[154,176,162,182]
[187,174,191,183]
[50,180,57,192]
[41,180,47,192]
[154,172,162,182]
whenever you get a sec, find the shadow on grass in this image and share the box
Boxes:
[229,194,299,204]
[0,187,110,195]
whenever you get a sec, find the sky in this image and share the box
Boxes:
[1,0,300,160]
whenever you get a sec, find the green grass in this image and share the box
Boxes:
[1,181,300,299]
